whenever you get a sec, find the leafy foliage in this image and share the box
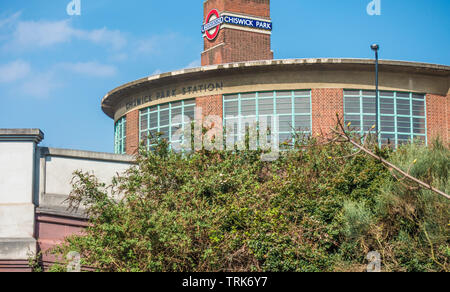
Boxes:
[48,135,449,272]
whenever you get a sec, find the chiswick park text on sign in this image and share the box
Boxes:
[202,9,272,40]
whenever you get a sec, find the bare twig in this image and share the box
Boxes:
[331,117,450,200]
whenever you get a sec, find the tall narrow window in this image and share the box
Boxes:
[114,117,126,154]
[344,90,427,146]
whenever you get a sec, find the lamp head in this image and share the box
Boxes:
[371,44,380,51]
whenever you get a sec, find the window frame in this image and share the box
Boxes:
[223,90,312,148]
[343,90,427,146]
[114,117,127,154]
[139,99,196,149]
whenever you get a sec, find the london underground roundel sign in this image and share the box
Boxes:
[201,9,224,41]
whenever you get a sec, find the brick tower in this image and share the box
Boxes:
[201,0,274,66]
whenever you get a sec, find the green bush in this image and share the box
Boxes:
[47,136,449,272]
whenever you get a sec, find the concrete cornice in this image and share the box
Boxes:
[0,129,44,143]
[101,58,450,119]
[39,147,135,163]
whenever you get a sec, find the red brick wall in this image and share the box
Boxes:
[311,88,344,136]
[125,110,139,155]
[202,0,273,66]
[196,95,223,119]
[426,93,449,143]
[36,213,88,270]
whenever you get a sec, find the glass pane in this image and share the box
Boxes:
[276,91,291,97]
[171,107,182,119]
[363,115,376,131]
[171,101,182,108]
[397,117,411,134]
[295,116,311,131]
[150,113,158,129]
[294,90,310,97]
[412,100,425,116]
[276,97,292,114]
[258,92,274,98]
[140,113,148,131]
[396,99,410,115]
[412,93,425,100]
[380,116,395,132]
[224,94,238,101]
[159,127,169,139]
[344,90,360,96]
[413,118,426,134]
[160,110,170,127]
[184,106,195,120]
[184,99,196,106]
[259,98,273,115]
[362,90,375,97]
[397,92,410,98]
[279,115,292,132]
[363,97,376,114]
[380,91,394,97]
[344,97,360,114]
[294,97,310,114]
[241,99,256,116]
[241,93,256,99]
[224,101,238,116]
[380,98,394,115]
[344,115,361,130]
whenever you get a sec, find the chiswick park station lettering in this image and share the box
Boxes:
[125,82,224,111]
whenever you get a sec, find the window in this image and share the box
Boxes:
[114,117,126,154]
[344,90,427,146]
[140,99,195,148]
[223,90,312,148]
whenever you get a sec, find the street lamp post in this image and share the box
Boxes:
[371,44,380,141]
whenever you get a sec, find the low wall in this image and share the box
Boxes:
[0,129,134,272]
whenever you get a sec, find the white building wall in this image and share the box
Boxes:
[0,129,133,262]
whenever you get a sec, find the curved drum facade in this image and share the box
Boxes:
[102,59,450,154]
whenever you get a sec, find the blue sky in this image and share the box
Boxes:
[0,0,449,153]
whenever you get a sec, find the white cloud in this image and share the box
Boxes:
[0,12,21,29]
[185,59,201,68]
[80,28,126,50]
[1,14,126,51]
[135,34,178,55]
[12,20,73,48]
[20,71,60,99]
[0,60,31,83]
[152,69,162,75]
[59,61,117,77]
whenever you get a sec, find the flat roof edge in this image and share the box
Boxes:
[101,58,450,118]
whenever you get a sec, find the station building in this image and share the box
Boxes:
[102,0,450,155]
[1,0,449,272]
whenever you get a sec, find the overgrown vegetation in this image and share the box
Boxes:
[46,129,449,272]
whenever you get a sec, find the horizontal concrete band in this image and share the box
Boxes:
[40,147,134,163]
[102,58,450,121]
[0,238,36,260]
[0,129,44,143]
